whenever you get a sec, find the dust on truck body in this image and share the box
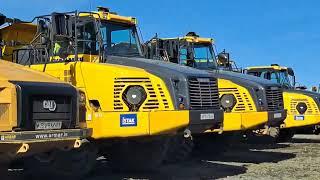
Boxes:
[0,60,89,166]
[145,33,287,136]
[0,9,223,170]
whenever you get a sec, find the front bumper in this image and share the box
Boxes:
[223,111,269,132]
[87,109,224,139]
[267,110,287,127]
[188,109,224,134]
[0,128,91,160]
[0,128,91,143]
[87,111,190,139]
[281,114,320,129]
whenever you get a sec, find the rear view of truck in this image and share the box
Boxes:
[0,60,90,177]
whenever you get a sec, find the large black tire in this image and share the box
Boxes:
[108,137,170,172]
[163,136,194,164]
[23,143,97,179]
[275,129,295,143]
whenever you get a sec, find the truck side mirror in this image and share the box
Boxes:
[217,52,229,65]
[287,68,295,76]
[0,13,6,26]
[312,86,318,92]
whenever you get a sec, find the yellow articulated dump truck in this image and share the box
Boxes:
[0,60,90,176]
[0,9,224,169]
[244,64,320,141]
[145,32,287,140]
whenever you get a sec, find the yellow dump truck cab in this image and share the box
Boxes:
[2,10,224,137]
[245,65,320,139]
[145,33,287,136]
[0,60,89,165]
[0,10,224,169]
[77,8,224,134]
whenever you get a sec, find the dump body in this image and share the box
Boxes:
[0,60,89,162]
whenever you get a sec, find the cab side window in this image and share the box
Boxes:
[179,48,188,65]
[77,22,99,55]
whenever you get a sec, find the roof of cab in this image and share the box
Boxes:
[246,65,289,71]
[79,7,137,25]
[159,35,214,44]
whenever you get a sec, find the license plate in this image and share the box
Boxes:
[200,113,215,120]
[294,115,305,121]
[274,113,282,119]
[35,121,62,130]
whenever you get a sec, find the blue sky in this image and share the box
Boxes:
[1,0,320,87]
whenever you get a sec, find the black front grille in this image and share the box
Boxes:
[31,96,73,129]
[265,87,284,111]
[11,81,78,131]
[188,77,220,109]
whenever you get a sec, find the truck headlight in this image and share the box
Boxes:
[79,91,86,106]
[220,94,236,112]
[313,96,320,109]
[77,90,87,123]
[123,86,147,111]
[296,102,307,114]
[258,98,264,106]
[178,96,186,110]
[255,88,267,111]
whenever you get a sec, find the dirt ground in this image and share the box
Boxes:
[5,134,320,180]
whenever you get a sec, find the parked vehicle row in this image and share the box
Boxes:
[0,7,318,178]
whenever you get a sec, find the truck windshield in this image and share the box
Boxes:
[248,69,294,88]
[181,43,217,70]
[278,70,295,88]
[100,21,142,57]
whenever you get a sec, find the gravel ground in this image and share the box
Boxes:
[5,134,320,180]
